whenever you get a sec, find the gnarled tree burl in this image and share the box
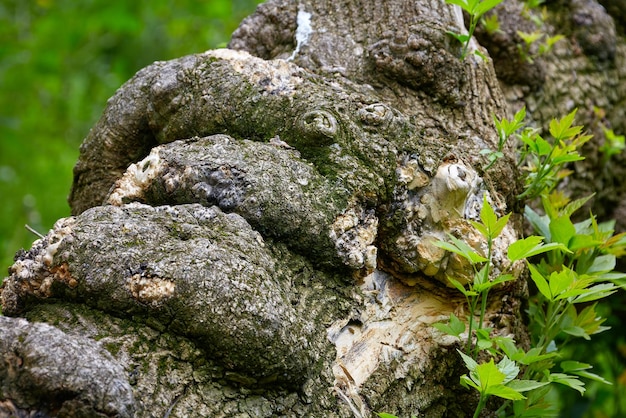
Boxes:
[2,0,625,416]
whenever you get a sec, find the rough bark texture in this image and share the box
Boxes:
[2,0,624,417]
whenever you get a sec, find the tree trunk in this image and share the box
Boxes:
[1,0,623,416]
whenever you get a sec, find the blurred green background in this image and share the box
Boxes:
[0,0,263,272]
[0,1,625,417]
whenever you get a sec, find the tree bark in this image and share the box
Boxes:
[1,0,624,417]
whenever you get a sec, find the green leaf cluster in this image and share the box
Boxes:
[445,0,503,60]
[481,107,526,171]
[432,195,555,416]
[518,109,592,200]
[429,109,624,417]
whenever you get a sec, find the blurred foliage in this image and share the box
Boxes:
[555,294,626,418]
[0,0,262,272]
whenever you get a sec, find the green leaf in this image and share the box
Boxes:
[551,153,585,165]
[475,0,503,17]
[482,13,500,36]
[493,214,511,238]
[548,268,577,300]
[561,361,612,385]
[376,413,399,418]
[549,215,576,247]
[477,359,506,389]
[573,283,617,303]
[497,356,520,384]
[473,196,511,240]
[488,273,516,288]
[506,379,549,392]
[449,312,466,335]
[548,372,586,394]
[586,254,616,274]
[534,136,553,155]
[507,236,566,262]
[478,194,510,239]
[517,30,543,46]
[494,107,526,140]
[435,236,488,264]
[573,304,610,337]
[473,49,488,61]
[561,324,589,339]
[473,264,491,288]
[513,347,557,365]
[447,31,470,44]
[448,277,474,296]
[476,328,493,350]
[560,361,592,373]
[469,219,489,240]
[549,109,580,140]
[520,131,540,153]
[524,205,551,240]
[573,370,612,385]
[460,374,480,390]
[446,0,471,12]
[486,384,526,400]
[433,313,466,337]
[528,263,552,300]
[493,336,519,359]
[562,194,594,219]
[545,34,565,48]
[567,234,602,252]
[458,349,478,372]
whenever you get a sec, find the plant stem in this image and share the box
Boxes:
[461,15,478,59]
[467,295,479,354]
[473,395,488,418]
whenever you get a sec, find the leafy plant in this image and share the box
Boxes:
[481,108,591,202]
[591,106,625,165]
[445,0,503,60]
[481,107,526,171]
[517,30,564,62]
[481,13,501,36]
[516,0,565,62]
[378,99,626,417]
[523,0,546,9]
[431,111,624,417]
[599,127,625,163]
[458,352,548,418]
[432,196,562,416]
[517,109,592,200]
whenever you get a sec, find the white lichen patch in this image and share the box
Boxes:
[287,9,313,61]
[388,158,520,286]
[330,204,378,270]
[396,158,430,190]
[205,49,303,96]
[42,217,76,267]
[108,148,162,206]
[2,217,77,309]
[429,160,480,223]
[415,233,448,277]
[390,160,481,277]
[126,274,176,307]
